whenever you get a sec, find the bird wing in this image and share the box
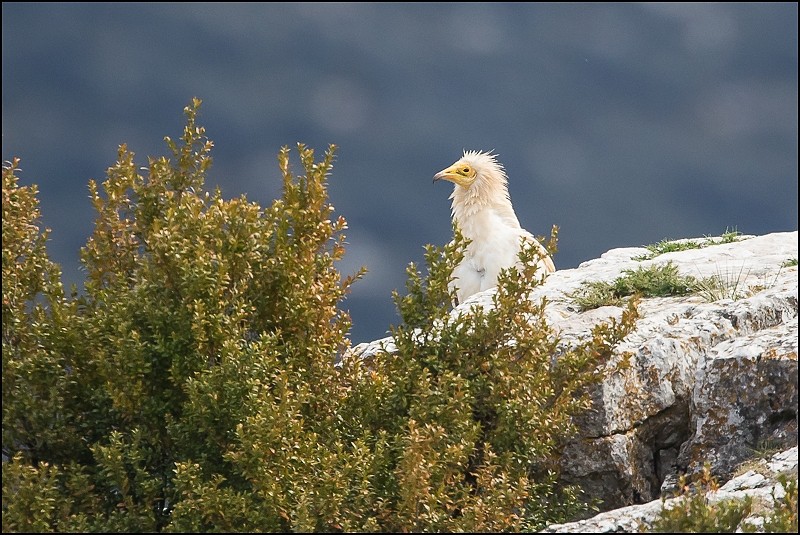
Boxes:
[521,230,556,274]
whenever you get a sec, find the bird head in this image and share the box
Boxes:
[433,150,506,190]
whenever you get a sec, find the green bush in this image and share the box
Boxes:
[649,465,753,533]
[762,475,798,533]
[3,100,636,532]
[647,465,798,533]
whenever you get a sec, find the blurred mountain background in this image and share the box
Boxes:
[3,3,797,343]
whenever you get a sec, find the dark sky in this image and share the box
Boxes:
[3,3,798,343]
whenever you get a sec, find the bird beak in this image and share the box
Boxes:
[433,165,471,187]
[433,165,457,184]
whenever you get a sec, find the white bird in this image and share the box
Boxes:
[433,150,555,304]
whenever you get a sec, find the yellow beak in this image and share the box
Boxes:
[433,165,472,187]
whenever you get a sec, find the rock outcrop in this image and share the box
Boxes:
[350,231,798,525]
[542,446,797,533]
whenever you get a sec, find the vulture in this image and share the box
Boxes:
[433,150,555,303]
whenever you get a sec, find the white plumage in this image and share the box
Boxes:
[434,150,555,303]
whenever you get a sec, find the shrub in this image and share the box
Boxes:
[3,100,636,532]
[762,475,798,533]
[647,465,798,533]
[338,228,639,531]
[649,465,753,533]
[4,100,361,531]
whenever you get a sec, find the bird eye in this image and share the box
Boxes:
[461,167,471,174]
